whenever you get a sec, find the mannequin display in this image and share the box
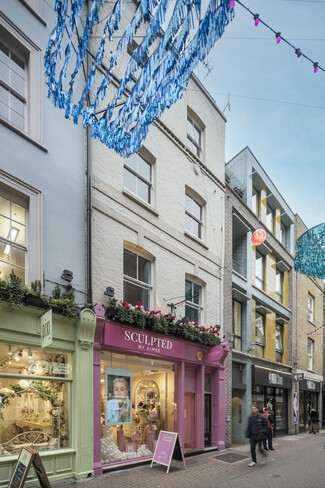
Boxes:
[146,423,155,453]
[117,426,125,452]
[132,427,142,452]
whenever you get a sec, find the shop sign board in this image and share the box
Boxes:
[41,309,52,349]
[268,372,283,386]
[150,431,186,474]
[7,447,51,488]
[205,345,224,363]
[104,323,185,359]
[307,380,316,390]
[293,392,299,424]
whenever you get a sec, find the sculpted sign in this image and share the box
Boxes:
[104,323,185,359]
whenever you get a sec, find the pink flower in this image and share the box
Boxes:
[137,301,142,306]
[223,334,226,339]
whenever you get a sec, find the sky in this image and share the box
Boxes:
[194,0,325,230]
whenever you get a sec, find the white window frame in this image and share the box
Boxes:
[255,313,265,358]
[123,152,153,205]
[187,112,203,158]
[255,251,264,290]
[0,13,43,142]
[185,192,203,240]
[275,323,283,363]
[0,169,42,284]
[307,338,314,370]
[185,279,203,324]
[123,247,152,308]
[307,293,314,323]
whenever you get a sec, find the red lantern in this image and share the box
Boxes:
[251,229,266,246]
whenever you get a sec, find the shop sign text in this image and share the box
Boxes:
[268,372,283,386]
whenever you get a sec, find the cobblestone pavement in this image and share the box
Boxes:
[52,431,325,488]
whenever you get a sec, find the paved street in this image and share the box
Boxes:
[52,431,325,488]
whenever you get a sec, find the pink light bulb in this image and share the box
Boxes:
[314,63,318,73]
[277,36,281,44]
[255,18,259,26]
[229,0,235,9]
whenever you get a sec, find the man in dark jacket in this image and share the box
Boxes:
[246,405,268,467]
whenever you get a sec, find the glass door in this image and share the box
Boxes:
[204,394,211,446]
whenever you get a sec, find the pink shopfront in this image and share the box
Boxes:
[93,307,229,474]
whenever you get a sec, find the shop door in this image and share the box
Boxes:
[184,393,195,448]
[204,394,211,446]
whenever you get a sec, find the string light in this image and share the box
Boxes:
[229,0,235,9]
[235,0,322,74]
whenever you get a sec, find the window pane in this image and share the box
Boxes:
[11,51,25,72]
[11,69,25,97]
[137,178,150,203]
[191,199,201,221]
[234,337,242,351]
[124,167,137,195]
[0,215,10,239]
[255,314,264,344]
[0,260,10,279]
[123,250,137,279]
[11,265,24,281]
[187,136,198,156]
[185,303,199,322]
[185,280,192,300]
[125,154,137,172]
[0,241,10,262]
[138,255,151,284]
[10,107,24,129]
[137,156,151,181]
[11,93,24,117]
[0,196,10,218]
[11,246,25,267]
[193,284,201,305]
[11,202,25,225]
[233,301,242,337]
[255,344,264,358]
[124,279,149,308]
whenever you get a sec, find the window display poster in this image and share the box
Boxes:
[293,392,299,425]
[105,367,132,425]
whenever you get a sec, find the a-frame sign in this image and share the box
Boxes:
[7,447,51,488]
[150,431,186,473]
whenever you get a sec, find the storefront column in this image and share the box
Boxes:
[211,365,226,449]
[93,312,105,476]
[195,363,205,450]
[175,361,185,447]
[73,309,96,479]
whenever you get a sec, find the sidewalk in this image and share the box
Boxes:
[53,431,325,488]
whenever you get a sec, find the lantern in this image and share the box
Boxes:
[251,229,266,246]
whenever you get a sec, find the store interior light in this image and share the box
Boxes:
[14,355,19,361]
[4,227,19,254]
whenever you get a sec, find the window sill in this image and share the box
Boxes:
[307,369,316,374]
[0,117,48,152]
[184,230,209,250]
[122,189,159,217]
[307,320,316,327]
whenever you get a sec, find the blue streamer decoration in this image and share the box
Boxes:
[44,0,234,157]
[294,222,325,279]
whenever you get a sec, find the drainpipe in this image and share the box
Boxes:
[86,125,93,307]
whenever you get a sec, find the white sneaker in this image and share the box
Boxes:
[248,461,256,467]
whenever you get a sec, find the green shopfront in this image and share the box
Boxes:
[0,303,96,487]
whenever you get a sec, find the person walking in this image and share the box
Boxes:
[246,405,268,467]
[309,409,320,434]
[262,407,275,451]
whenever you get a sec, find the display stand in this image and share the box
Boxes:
[7,447,51,488]
[150,431,186,474]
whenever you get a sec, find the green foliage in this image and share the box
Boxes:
[107,298,221,347]
[0,271,79,319]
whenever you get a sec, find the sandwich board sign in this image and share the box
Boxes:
[7,447,51,488]
[150,431,186,473]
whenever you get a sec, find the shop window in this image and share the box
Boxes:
[0,172,42,284]
[124,152,153,204]
[276,269,283,303]
[185,279,202,323]
[123,248,152,308]
[233,300,242,351]
[100,352,176,464]
[187,113,203,158]
[204,373,211,392]
[307,293,314,323]
[255,251,264,290]
[307,338,314,370]
[275,324,283,363]
[0,344,71,455]
[280,223,290,250]
[252,187,259,216]
[255,313,265,358]
[185,192,203,239]
[0,18,42,141]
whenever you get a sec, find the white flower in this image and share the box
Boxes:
[18,380,30,389]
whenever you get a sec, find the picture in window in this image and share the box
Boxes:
[105,367,132,425]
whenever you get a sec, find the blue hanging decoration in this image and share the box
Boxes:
[294,222,325,279]
[44,0,234,157]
